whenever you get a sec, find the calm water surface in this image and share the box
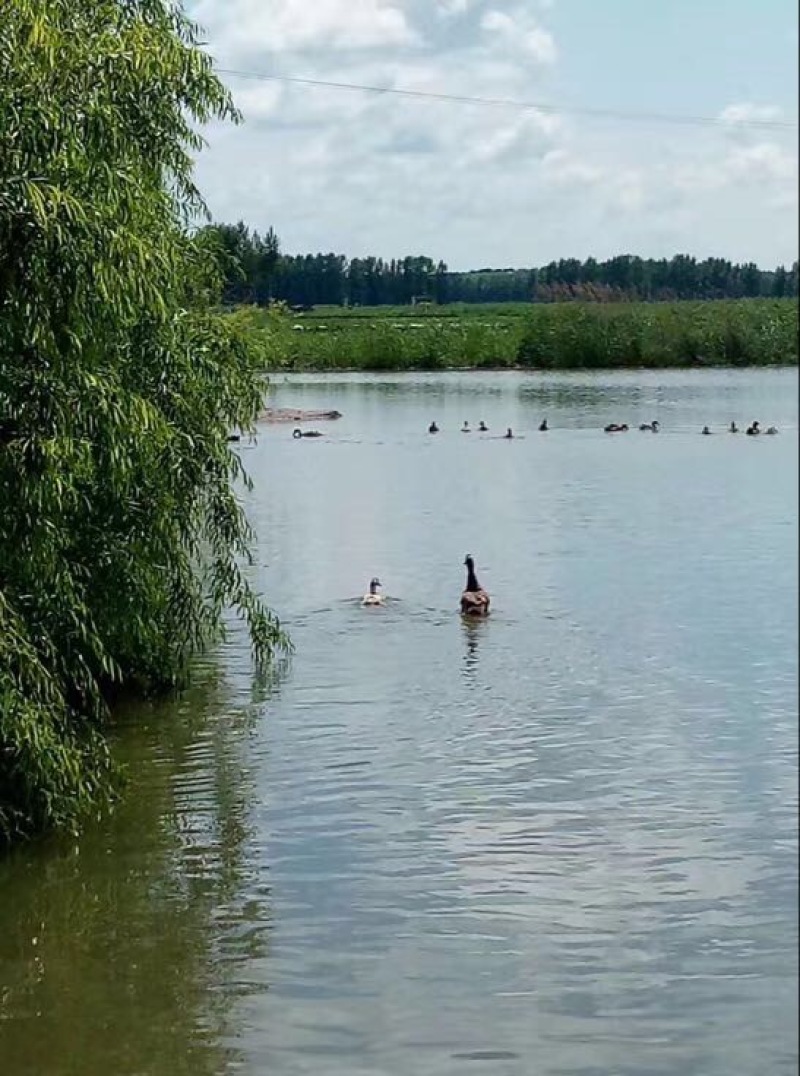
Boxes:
[1,369,797,1076]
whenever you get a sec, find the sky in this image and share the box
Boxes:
[188,0,799,270]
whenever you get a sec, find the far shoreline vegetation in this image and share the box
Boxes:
[229,298,799,373]
[205,222,798,372]
[205,222,799,306]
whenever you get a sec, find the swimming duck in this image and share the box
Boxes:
[361,578,384,606]
[701,426,711,435]
[478,421,488,432]
[460,555,490,617]
[638,420,659,432]
[428,421,439,433]
[504,427,514,439]
[729,421,739,433]
[765,425,778,435]
[539,419,548,431]
[293,428,323,438]
[604,423,629,433]
[462,421,471,433]
[745,421,760,436]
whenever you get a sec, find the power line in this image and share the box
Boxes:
[217,68,798,132]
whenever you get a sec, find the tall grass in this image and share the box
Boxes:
[245,299,798,371]
[281,320,521,370]
[516,299,798,369]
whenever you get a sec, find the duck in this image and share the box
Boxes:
[460,555,490,617]
[765,425,779,435]
[745,421,761,436]
[428,421,439,433]
[361,578,384,606]
[478,421,489,432]
[538,419,548,431]
[462,421,471,433]
[729,421,739,433]
[701,425,711,435]
[293,428,323,438]
[638,420,659,432]
[604,423,629,433]
[504,427,514,439]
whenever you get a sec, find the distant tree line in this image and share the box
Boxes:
[203,221,799,307]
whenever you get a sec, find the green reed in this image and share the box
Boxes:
[249,298,797,371]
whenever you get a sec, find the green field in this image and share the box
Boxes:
[234,298,798,372]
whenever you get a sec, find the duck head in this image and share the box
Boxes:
[369,577,382,595]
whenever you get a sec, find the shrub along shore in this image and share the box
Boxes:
[237,298,798,372]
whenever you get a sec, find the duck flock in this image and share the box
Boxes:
[290,417,780,440]
[600,419,778,435]
[290,413,780,617]
[426,418,779,437]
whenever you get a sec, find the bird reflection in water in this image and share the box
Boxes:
[461,616,486,678]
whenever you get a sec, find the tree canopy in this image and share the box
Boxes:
[0,0,286,844]
[204,221,799,308]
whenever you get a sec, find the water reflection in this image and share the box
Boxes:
[461,616,485,679]
[0,654,283,1076]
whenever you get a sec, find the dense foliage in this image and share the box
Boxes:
[0,1,286,844]
[241,299,798,371]
[515,299,799,369]
[205,221,799,307]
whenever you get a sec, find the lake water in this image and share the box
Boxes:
[0,368,797,1076]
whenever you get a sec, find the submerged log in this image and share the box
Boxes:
[259,407,342,424]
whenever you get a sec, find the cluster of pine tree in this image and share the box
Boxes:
[204,222,799,308]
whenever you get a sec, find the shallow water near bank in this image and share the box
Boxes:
[1,368,797,1076]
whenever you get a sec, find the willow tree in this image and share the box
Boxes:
[0,0,287,843]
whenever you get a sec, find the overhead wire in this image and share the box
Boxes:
[216,68,798,132]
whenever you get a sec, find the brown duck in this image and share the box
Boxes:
[461,555,490,616]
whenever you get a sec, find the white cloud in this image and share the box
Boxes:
[468,112,559,164]
[673,139,797,192]
[480,8,558,65]
[541,148,604,186]
[726,141,796,182]
[187,0,798,268]
[226,81,283,122]
[191,0,414,59]
[539,149,649,220]
[609,169,646,214]
[719,102,783,126]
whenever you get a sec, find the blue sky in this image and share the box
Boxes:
[547,1,798,115]
[189,0,798,270]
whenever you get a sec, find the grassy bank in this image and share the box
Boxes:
[240,299,798,371]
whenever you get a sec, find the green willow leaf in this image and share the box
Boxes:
[0,0,288,846]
